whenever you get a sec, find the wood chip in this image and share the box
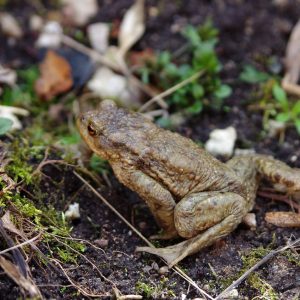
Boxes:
[265,211,300,228]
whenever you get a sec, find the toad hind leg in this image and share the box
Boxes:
[254,155,300,194]
[136,191,247,267]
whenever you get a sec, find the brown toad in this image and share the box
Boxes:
[77,100,300,267]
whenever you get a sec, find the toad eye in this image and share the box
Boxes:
[87,123,97,136]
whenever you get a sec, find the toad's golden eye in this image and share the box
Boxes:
[87,123,97,136]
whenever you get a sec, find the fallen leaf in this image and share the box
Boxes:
[128,48,155,67]
[1,211,26,238]
[87,22,110,54]
[62,0,98,26]
[118,0,145,56]
[0,65,17,86]
[0,256,41,297]
[265,211,300,228]
[0,105,29,130]
[35,50,73,100]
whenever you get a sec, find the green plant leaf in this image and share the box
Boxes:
[291,100,300,116]
[275,112,290,123]
[186,100,203,114]
[214,84,232,99]
[272,84,288,108]
[239,65,269,83]
[192,84,204,98]
[295,119,300,134]
[0,117,13,135]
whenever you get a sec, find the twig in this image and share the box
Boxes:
[257,191,300,213]
[138,70,205,112]
[62,35,166,107]
[0,233,41,255]
[113,287,142,300]
[50,258,109,298]
[215,238,300,299]
[73,171,152,247]
[74,171,214,300]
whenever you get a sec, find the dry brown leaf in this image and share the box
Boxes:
[1,211,25,238]
[35,50,73,100]
[265,211,300,228]
[0,256,41,297]
[118,0,145,57]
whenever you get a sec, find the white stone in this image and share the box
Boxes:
[87,67,140,108]
[267,119,286,138]
[242,213,257,230]
[0,66,17,86]
[0,13,22,38]
[30,15,44,32]
[87,22,110,54]
[65,203,80,220]
[205,126,237,157]
[62,0,98,26]
[36,21,63,48]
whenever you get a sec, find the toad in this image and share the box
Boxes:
[77,100,300,267]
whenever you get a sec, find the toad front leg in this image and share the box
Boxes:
[136,191,248,267]
[111,164,178,239]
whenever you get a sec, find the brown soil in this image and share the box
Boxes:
[0,0,300,299]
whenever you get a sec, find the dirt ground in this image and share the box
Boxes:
[0,0,300,299]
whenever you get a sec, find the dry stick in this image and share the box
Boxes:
[215,238,300,300]
[73,171,214,300]
[0,234,41,255]
[61,35,167,109]
[138,70,205,112]
[51,258,109,298]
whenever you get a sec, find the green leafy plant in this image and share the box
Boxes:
[239,65,270,84]
[271,83,300,133]
[140,20,231,115]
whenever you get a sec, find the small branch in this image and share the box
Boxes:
[258,191,300,213]
[216,238,300,299]
[0,233,41,255]
[138,70,205,112]
[62,35,166,107]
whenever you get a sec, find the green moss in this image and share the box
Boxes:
[135,276,176,298]
[249,273,278,300]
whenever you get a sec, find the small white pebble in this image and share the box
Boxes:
[205,126,237,157]
[29,15,44,32]
[181,293,187,300]
[128,230,132,236]
[290,155,297,162]
[223,288,239,299]
[158,266,169,275]
[87,22,110,54]
[94,238,108,248]
[64,203,80,220]
[0,13,23,38]
[242,213,257,230]
[36,21,63,48]
[267,119,286,138]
